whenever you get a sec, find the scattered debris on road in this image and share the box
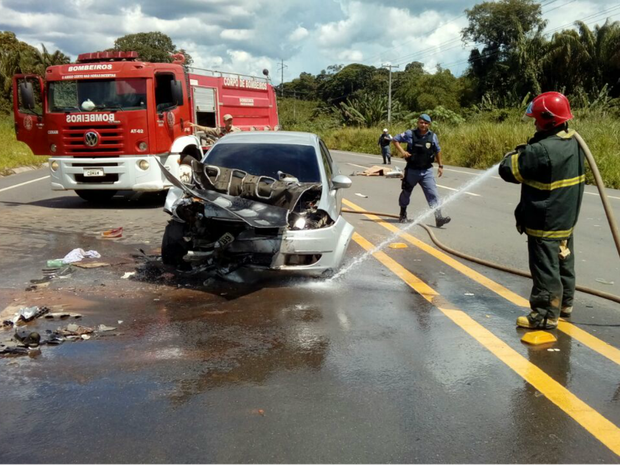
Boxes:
[62,248,101,264]
[101,227,123,239]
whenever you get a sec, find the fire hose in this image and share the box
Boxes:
[342,131,620,305]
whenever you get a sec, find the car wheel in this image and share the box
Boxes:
[162,220,191,269]
[75,190,118,203]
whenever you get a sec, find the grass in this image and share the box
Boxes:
[0,114,46,175]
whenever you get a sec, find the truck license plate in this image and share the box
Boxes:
[84,168,105,177]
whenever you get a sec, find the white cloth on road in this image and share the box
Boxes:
[62,248,101,264]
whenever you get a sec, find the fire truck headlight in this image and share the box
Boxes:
[138,160,150,171]
[50,160,59,171]
[138,141,148,152]
[50,144,57,154]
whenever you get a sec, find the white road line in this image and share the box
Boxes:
[437,184,481,197]
[347,162,370,169]
[0,176,49,193]
[585,191,620,200]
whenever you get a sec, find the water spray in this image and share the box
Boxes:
[330,163,500,281]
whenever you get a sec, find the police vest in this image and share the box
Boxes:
[406,130,436,169]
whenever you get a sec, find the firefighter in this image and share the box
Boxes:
[189,114,240,139]
[499,92,585,329]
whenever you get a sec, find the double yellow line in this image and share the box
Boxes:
[344,198,620,456]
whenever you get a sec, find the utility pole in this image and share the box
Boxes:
[382,64,399,124]
[277,59,288,97]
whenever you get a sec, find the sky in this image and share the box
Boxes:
[1,0,619,83]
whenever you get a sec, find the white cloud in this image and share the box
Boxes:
[220,29,255,41]
[0,0,617,81]
[289,26,309,42]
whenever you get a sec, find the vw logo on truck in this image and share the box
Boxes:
[84,131,99,147]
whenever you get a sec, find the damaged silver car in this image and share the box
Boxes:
[159,132,354,277]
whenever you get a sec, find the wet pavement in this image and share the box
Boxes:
[1,164,620,463]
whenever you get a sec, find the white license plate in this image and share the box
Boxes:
[84,168,105,177]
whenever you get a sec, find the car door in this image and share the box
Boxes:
[12,74,49,155]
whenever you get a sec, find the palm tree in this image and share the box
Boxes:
[541,20,620,99]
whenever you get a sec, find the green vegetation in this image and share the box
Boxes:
[278,98,620,188]
[0,114,44,175]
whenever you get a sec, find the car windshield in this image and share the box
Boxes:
[205,143,321,182]
[48,79,147,112]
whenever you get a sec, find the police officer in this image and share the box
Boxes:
[393,114,451,227]
[499,92,585,329]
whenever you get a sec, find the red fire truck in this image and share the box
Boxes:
[12,51,279,202]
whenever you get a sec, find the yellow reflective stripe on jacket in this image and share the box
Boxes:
[557,129,576,139]
[510,153,524,183]
[523,174,585,191]
[525,227,574,239]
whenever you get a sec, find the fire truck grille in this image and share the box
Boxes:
[63,125,124,155]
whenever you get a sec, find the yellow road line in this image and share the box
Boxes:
[351,231,620,456]
[343,198,620,367]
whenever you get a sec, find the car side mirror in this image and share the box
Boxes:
[332,174,352,190]
[19,82,35,111]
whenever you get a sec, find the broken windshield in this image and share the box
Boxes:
[205,143,321,182]
[48,78,147,112]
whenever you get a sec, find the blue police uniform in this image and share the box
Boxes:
[393,128,450,226]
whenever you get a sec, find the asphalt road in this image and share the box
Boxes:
[0,152,619,463]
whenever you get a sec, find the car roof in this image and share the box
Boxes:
[213,131,319,146]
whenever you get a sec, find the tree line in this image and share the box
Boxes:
[281,0,620,126]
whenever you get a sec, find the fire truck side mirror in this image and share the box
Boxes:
[170,80,184,106]
[19,82,36,111]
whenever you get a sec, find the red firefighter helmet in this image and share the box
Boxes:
[524,91,573,129]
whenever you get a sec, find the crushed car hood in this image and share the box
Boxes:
[157,159,321,229]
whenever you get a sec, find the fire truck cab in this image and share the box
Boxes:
[13,51,279,202]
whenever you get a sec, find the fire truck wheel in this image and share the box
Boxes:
[75,190,118,203]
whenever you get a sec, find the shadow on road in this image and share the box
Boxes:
[0,191,166,210]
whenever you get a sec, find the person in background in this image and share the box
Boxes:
[189,114,240,139]
[392,114,451,227]
[378,128,392,164]
[499,91,585,330]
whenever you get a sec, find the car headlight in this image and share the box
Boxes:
[293,217,306,230]
[138,160,150,170]
[50,160,59,171]
[138,141,148,152]
[50,144,57,154]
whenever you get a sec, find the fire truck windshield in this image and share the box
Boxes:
[48,78,147,113]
